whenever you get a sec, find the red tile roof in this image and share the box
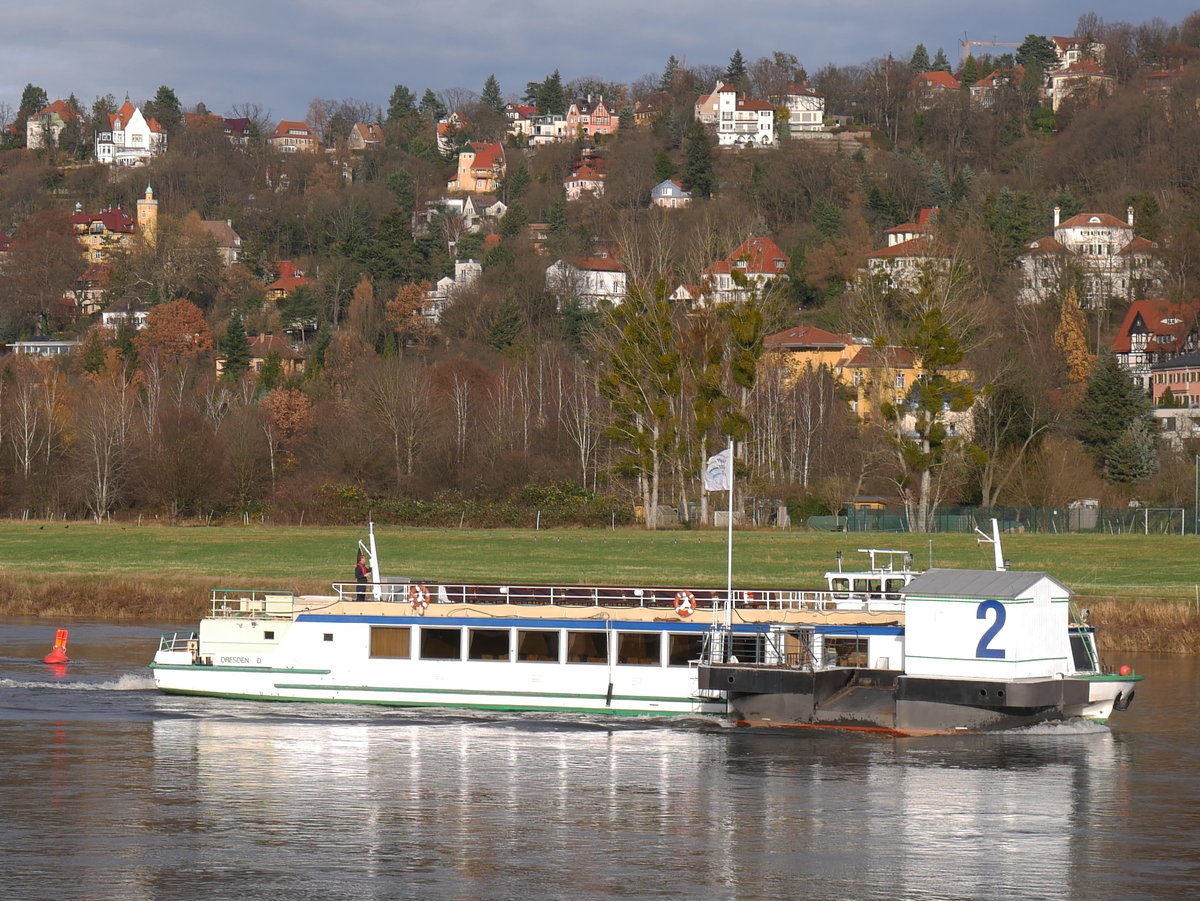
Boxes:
[918,71,961,90]
[885,208,938,235]
[1023,236,1066,255]
[1053,59,1109,78]
[704,236,791,276]
[248,334,304,361]
[1118,236,1158,256]
[1112,299,1200,354]
[764,325,855,350]
[466,142,505,171]
[71,208,138,234]
[846,345,917,369]
[34,99,79,122]
[1057,212,1129,230]
[867,236,951,259]
[266,261,309,294]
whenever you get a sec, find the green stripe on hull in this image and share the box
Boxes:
[150,663,332,675]
[275,681,690,705]
[155,687,714,717]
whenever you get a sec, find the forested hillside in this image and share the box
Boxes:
[0,13,1198,528]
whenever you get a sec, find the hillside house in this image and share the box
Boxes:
[701,236,790,303]
[565,95,619,138]
[26,99,78,149]
[780,84,825,133]
[348,122,384,150]
[448,142,505,193]
[1111,298,1200,391]
[1150,351,1200,444]
[267,121,318,153]
[650,179,691,208]
[1018,208,1164,307]
[266,261,310,301]
[71,205,139,263]
[695,82,776,147]
[199,220,242,266]
[546,256,627,308]
[1047,59,1115,111]
[95,100,166,166]
[914,71,962,108]
[423,260,482,323]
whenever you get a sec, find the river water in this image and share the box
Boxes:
[0,618,1196,901]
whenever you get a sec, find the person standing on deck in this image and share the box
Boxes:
[355,550,371,601]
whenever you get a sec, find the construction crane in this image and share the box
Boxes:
[960,39,1021,66]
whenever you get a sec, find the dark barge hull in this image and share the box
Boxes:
[699,664,1092,735]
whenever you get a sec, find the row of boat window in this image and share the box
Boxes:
[367,625,705,667]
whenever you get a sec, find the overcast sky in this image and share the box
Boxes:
[2,1,1196,120]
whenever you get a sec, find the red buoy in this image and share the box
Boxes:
[1118,664,1132,677]
[43,629,70,664]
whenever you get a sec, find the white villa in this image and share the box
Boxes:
[94,100,166,166]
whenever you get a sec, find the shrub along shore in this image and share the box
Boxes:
[1,523,1196,654]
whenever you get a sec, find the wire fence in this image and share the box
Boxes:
[806,506,1194,535]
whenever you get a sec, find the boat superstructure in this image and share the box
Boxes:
[151,525,1142,733]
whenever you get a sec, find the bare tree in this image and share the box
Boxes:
[364,357,437,488]
[73,370,139,521]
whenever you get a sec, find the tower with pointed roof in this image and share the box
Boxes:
[137,185,158,246]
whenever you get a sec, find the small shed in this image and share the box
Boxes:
[902,569,1072,680]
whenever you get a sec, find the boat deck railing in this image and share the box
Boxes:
[158,630,198,652]
[329,581,905,613]
[209,589,297,619]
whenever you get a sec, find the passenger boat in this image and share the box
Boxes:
[150,524,1142,734]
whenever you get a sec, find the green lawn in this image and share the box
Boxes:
[0,522,1195,601]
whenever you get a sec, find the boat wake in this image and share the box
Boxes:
[0,673,156,692]
[1009,718,1111,736]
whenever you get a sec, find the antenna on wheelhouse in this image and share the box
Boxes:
[974,518,1007,571]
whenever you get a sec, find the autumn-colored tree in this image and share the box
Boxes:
[385,282,436,350]
[1054,287,1094,397]
[346,275,388,350]
[260,387,315,492]
[0,209,86,336]
[134,299,214,359]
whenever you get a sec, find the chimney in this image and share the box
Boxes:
[1053,206,1061,228]
[1127,205,1135,227]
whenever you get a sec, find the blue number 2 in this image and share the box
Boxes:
[975,599,1006,659]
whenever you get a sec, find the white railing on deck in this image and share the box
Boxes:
[330,581,905,614]
[210,589,296,619]
[158,630,198,652]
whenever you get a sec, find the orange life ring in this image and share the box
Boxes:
[674,591,697,618]
[408,584,430,611]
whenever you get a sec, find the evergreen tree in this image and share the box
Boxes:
[618,106,634,131]
[652,150,676,183]
[682,119,715,198]
[1104,421,1157,483]
[146,85,183,132]
[387,168,416,215]
[256,351,283,395]
[481,74,505,114]
[219,313,251,382]
[17,83,48,126]
[1076,352,1155,474]
[523,71,567,116]
[419,89,446,120]
[387,84,417,122]
[502,160,530,203]
[660,55,681,91]
[1016,34,1059,73]
[724,49,748,86]
[960,56,980,86]
[931,48,951,71]
[909,44,931,72]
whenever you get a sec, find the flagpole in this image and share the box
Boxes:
[725,438,734,636]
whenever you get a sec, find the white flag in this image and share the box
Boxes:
[703,447,732,492]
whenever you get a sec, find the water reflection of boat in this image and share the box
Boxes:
[150,524,1142,735]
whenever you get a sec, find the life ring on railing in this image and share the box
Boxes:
[674,591,697,618]
[408,584,430,612]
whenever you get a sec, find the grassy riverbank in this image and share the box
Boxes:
[1,522,1196,652]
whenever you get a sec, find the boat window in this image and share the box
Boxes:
[565,630,608,663]
[863,579,882,593]
[617,632,661,666]
[370,626,411,659]
[884,578,906,593]
[420,627,462,661]
[830,577,850,592]
[468,628,510,661]
[824,637,867,667]
[263,631,274,640]
[667,634,704,667]
[516,630,559,662]
[1069,632,1098,672]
